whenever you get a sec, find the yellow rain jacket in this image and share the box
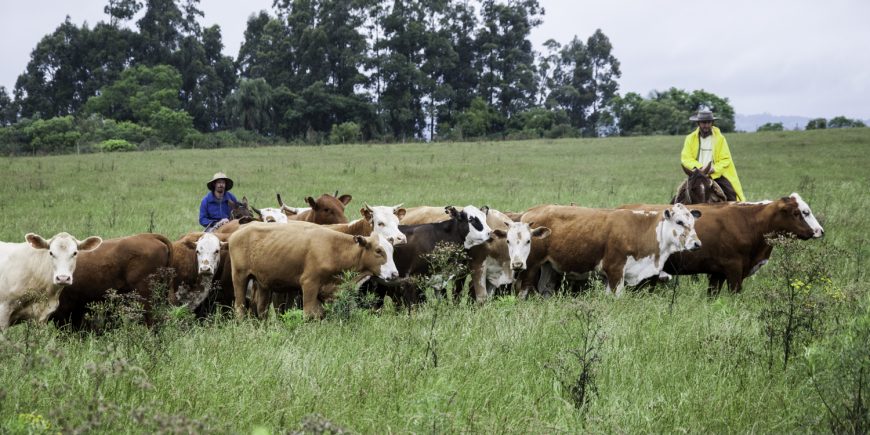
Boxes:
[681,126,745,201]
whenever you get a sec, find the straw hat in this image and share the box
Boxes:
[689,108,718,122]
[206,172,234,191]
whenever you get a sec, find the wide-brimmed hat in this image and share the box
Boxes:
[206,172,234,191]
[689,108,718,122]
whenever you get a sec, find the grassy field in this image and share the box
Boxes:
[0,128,868,433]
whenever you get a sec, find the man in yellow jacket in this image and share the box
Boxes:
[680,108,745,201]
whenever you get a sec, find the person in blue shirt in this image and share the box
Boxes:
[199,172,239,231]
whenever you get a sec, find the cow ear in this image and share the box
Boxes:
[78,238,98,252]
[531,227,551,239]
[690,210,702,219]
[394,207,406,220]
[492,229,507,239]
[306,196,316,208]
[220,241,228,250]
[183,238,197,250]
[338,194,352,205]
[445,206,458,218]
[360,207,373,221]
[480,205,490,215]
[664,209,672,219]
[353,235,367,247]
[25,233,50,250]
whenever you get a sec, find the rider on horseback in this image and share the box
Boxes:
[680,108,745,201]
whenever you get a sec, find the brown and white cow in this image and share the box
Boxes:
[229,222,398,319]
[50,233,173,326]
[0,232,102,329]
[169,232,231,312]
[519,204,702,296]
[620,193,824,294]
[322,203,408,245]
[469,210,551,302]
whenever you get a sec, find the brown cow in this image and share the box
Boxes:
[518,204,702,296]
[50,233,173,326]
[279,192,352,224]
[229,222,398,319]
[620,193,825,294]
[168,232,233,313]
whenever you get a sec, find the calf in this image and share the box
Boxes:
[519,204,702,296]
[620,193,824,294]
[229,222,398,319]
[399,205,492,249]
[51,233,173,326]
[0,233,102,329]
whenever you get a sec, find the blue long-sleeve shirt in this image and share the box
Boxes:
[199,191,239,227]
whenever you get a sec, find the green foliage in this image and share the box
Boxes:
[149,107,195,144]
[805,118,827,130]
[22,116,81,153]
[83,64,184,125]
[805,289,870,433]
[757,122,785,132]
[328,121,361,144]
[96,139,137,152]
[758,235,843,369]
[828,116,866,129]
[448,97,505,139]
[612,88,736,136]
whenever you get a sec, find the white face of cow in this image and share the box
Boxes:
[364,204,407,245]
[376,234,399,280]
[791,192,824,238]
[196,233,226,276]
[493,222,551,273]
[659,204,702,253]
[462,205,492,249]
[26,232,103,286]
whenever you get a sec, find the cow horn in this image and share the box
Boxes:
[276,193,285,207]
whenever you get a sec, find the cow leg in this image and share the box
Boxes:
[538,262,559,297]
[231,269,249,317]
[301,278,324,320]
[516,264,542,299]
[708,274,725,296]
[603,260,627,296]
[725,272,744,294]
[471,262,488,303]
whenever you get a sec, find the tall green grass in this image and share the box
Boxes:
[1,128,868,433]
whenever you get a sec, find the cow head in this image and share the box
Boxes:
[305,193,352,224]
[253,206,289,223]
[26,232,102,286]
[193,233,227,276]
[355,233,398,280]
[361,203,407,245]
[445,205,492,249]
[491,221,551,275]
[776,193,824,239]
[660,204,702,253]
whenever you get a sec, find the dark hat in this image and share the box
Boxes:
[207,172,234,191]
[689,108,718,122]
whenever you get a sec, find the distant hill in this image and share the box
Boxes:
[735,113,813,132]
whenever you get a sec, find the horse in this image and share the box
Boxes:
[671,162,734,204]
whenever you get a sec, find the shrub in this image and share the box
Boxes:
[757,122,784,132]
[149,107,195,144]
[329,121,361,144]
[805,118,827,130]
[96,139,137,152]
[24,116,80,153]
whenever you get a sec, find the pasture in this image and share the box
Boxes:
[1,128,868,433]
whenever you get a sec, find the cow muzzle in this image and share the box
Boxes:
[511,261,526,271]
[689,240,702,251]
[389,235,408,245]
[199,265,215,275]
[54,275,72,285]
[814,228,825,238]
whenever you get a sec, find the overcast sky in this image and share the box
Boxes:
[1,0,868,119]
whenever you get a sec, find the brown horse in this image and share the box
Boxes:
[672,163,734,204]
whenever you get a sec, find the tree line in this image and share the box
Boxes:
[0,0,757,154]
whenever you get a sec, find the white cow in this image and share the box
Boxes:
[0,232,102,329]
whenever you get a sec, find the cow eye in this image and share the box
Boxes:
[378,222,384,227]
[802,211,810,216]
[72,251,77,257]
[49,251,55,257]
[677,220,684,227]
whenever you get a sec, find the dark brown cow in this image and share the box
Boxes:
[279,192,352,224]
[518,204,702,296]
[620,193,825,294]
[50,233,173,326]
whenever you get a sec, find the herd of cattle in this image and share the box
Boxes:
[0,191,825,329]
